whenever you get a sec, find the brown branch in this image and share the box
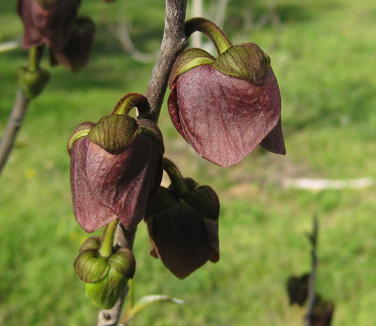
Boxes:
[145,0,188,122]
[305,216,319,326]
[0,90,30,175]
[97,1,188,324]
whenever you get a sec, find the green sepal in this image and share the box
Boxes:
[109,248,136,278]
[88,115,137,154]
[67,122,93,153]
[136,119,164,151]
[212,44,270,84]
[168,48,215,87]
[79,236,101,253]
[18,66,50,99]
[85,267,128,309]
[74,250,110,283]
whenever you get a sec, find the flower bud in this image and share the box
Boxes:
[51,17,95,71]
[18,0,81,50]
[68,94,163,232]
[168,18,285,167]
[74,237,135,309]
[18,66,50,99]
[146,171,220,279]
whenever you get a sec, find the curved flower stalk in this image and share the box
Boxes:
[168,17,285,167]
[68,93,164,232]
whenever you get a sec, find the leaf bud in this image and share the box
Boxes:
[17,66,50,99]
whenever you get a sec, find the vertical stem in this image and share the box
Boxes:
[28,45,44,72]
[97,1,188,324]
[97,226,137,326]
[0,45,45,176]
[0,91,30,175]
[304,217,319,326]
[146,0,188,122]
[99,220,119,258]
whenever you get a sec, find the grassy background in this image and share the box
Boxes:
[1,0,376,325]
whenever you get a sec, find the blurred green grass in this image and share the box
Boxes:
[1,0,376,325]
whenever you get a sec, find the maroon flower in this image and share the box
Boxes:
[18,0,81,50]
[146,160,219,279]
[69,108,163,232]
[51,17,95,71]
[168,18,285,167]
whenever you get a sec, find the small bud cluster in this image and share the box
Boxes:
[74,234,136,308]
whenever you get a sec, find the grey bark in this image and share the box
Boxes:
[0,90,30,175]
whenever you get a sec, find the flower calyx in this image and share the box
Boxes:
[170,17,271,85]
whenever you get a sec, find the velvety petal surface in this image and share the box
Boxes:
[52,17,95,71]
[18,0,81,50]
[70,137,117,232]
[85,134,163,230]
[147,198,212,279]
[168,65,281,167]
[18,0,44,47]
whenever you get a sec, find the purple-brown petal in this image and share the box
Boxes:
[85,134,163,230]
[147,201,212,279]
[18,0,44,47]
[70,137,117,232]
[204,218,219,262]
[18,0,81,50]
[52,17,95,71]
[260,117,286,154]
[169,65,281,167]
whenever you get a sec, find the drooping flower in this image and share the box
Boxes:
[168,18,285,167]
[68,94,164,232]
[51,17,96,71]
[146,159,219,279]
[17,0,81,50]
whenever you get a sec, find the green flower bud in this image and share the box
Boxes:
[74,250,110,283]
[18,66,50,99]
[74,236,135,309]
[85,267,127,309]
[85,248,135,309]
